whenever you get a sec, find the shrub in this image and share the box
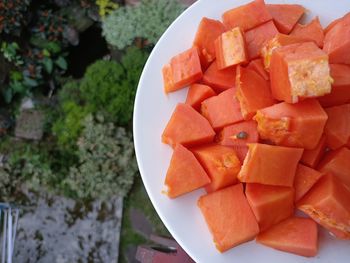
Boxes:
[53,47,148,147]
[102,0,185,49]
[0,0,31,36]
[64,114,138,199]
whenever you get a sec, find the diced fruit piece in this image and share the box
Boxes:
[217,121,259,162]
[323,15,350,64]
[294,164,324,202]
[202,61,236,93]
[215,27,247,69]
[198,184,260,252]
[222,0,272,32]
[192,144,241,193]
[164,144,210,198]
[162,103,215,148]
[297,174,350,239]
[270,42,332,103]
[318,64,350,107]
[325,12,350,34]
[201,88,243,130]
[238,143,303,187]
[193,17,226,69]
[254,99,328,150]
[236,66,275,120]
[318,147,350,189]
[257,217,318,257]
[290,17,325,48]
[218,121,259,148]
[324,104,350,150]
[163,47,203,93]
[185,84,216,111]
[301,135,327,168]
[245,20,278,60]
[246,184,294,231]
[261,33,307,70]
[267,4,305,34]
[246,58,269,80]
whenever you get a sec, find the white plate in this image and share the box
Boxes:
[133,0,350,262]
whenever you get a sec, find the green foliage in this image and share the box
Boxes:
[64,114,138,199]
[102,0,185,49]
[31,10,67,43]
[1,42,23,66]
[96,0,118,18]
[2,41,68,103]
[53,47,148,147]
[0,143,54,201]
[52,101,89,147]
[0,0,31,36]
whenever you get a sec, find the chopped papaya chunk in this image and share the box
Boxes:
[290,17,325,48]
[215,27,247,69]
[270,42,332,103]
[198,184,259,252]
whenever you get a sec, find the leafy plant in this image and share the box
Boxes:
[53,47,148,147]
[96,0,118,18]
[0,0,31,36]
[64,114,138,199]
[31,10,67,43]
[102,0,185,49]
[2,41,68,103]
[1,42,23,66]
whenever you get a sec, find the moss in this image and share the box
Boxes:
[102,0,185,49]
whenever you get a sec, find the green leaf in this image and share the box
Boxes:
[55,57,68,70]
[42,49,51,57]
[43,58,53,74]
[23,77,39,87]
[46,42,61,54]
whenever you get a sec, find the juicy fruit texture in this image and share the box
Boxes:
[215,27,247,69]
[192,144,241,193]
[318,64,350,107]
[318,147,350,189]
[222,0,272,32]
[323,14,350,64]
[254,99,328,150]
[294,164,324,202]
[261,33,307,70]
[270,42,332,103]
[198,184,260,252]
[236,66,275,120]
[324,104,350,150]
[257,217,318,257]
[201,88,243,130]
[202,61,237,93]
[238,143,303,187]
[193,17,226,69]
[185,84,216,111]
[162,103,215,148]
[217,121,259,162]
[301,134,327,168]
[247,58,269,80]
[246,184,294,231]
[161,0,350,256]
[164,144,210,198]
[244,20,279,60]
[267,4,305,34]
[290,17,325,48]
[297,174,350,239]
[163,47,203,93]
